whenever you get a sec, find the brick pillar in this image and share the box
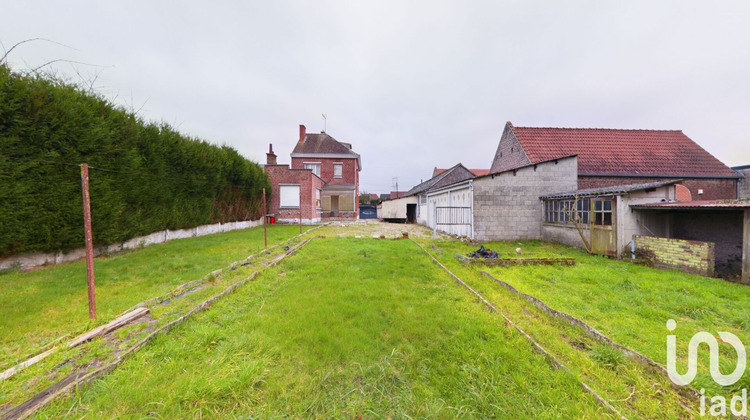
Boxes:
[743,209,750,284]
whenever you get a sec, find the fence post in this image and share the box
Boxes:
[433,204,437,240]
[80,163,96,320]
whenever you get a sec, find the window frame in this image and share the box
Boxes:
[543,197,591,226]
[279,184,301,209]
[592,198,614,226]
[333,163,343,179]
[304,162,321,177]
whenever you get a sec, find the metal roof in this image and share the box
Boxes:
[540,180,680,200]
[631,199,750,210]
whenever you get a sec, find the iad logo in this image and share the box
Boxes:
[666,319,746,386]
[666,319,748,417]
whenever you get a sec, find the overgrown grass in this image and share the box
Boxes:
[37,238,613,418]
[432,239,750,397]
[0,224,313,369]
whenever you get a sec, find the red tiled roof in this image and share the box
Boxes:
[434,168,489,177]
[508,123,738,178]
[470,169,490,176]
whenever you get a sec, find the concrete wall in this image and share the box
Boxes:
[380,196,417,220]
[474,156,578,241]
[541,224,589,248]
[736,168,750,198]
[0,219,263,271]
[635,235,715,277]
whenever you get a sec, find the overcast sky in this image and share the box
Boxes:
[3,1,749,193]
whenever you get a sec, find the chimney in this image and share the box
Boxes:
[299,124,306,143]
[266,143,277,165]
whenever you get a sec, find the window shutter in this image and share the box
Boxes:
[339,194,354,211]
[279,185,300,208]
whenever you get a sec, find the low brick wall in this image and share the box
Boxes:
[634,235,715,277]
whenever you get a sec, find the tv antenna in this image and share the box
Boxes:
[321,113,327,132]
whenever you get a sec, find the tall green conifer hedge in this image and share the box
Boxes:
[0,64,269,257]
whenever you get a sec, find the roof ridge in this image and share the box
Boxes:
[513,125,683,132]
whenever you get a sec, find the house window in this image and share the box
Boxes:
[333,163,343,178]
[593,199,613,226]
[544,198,590,225]
[279,184,300,208]
[304,163,321,176]
[419,194,427,205]
[316,189,321,209]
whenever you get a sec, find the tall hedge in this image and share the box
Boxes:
[0,64,270,257]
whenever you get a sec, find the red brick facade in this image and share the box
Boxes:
[290,156,360,218]
[578,176,737,201]
[264,164,324,223]
[264,125,361,221]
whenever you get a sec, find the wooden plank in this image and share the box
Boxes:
[0,348,56,381]
[4,236,318,420]
[68,307,149,348]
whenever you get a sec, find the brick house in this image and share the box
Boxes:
[490,122,740,200]
[264,125,361,223]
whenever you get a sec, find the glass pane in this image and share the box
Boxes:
[582,212,589,224]
[595,213,603,225]
[595,201,602,211]
[603,200,612,211]
[603,212,612,225]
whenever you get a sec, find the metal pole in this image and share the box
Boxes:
[433,203,437,240]
[262,188,267,249]
[80,163,96,320]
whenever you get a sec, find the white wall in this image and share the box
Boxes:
[618,185,675,256]
[380,196,417,220]
[0,219,263,271]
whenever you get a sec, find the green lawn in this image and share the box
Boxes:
[36,238,613,419]
[425,238,750,396]
[0,224,313,370]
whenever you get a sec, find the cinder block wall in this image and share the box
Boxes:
[635,235,715,277]
[737,168,750,199]
[473,156,578,241]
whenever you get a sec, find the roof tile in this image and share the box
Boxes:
[510,124,737,178]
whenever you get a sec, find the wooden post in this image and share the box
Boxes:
[80,163,96,319]
[742,209,750,284]
[262,188,267,249]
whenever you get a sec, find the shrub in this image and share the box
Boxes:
[0,64,269,256]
